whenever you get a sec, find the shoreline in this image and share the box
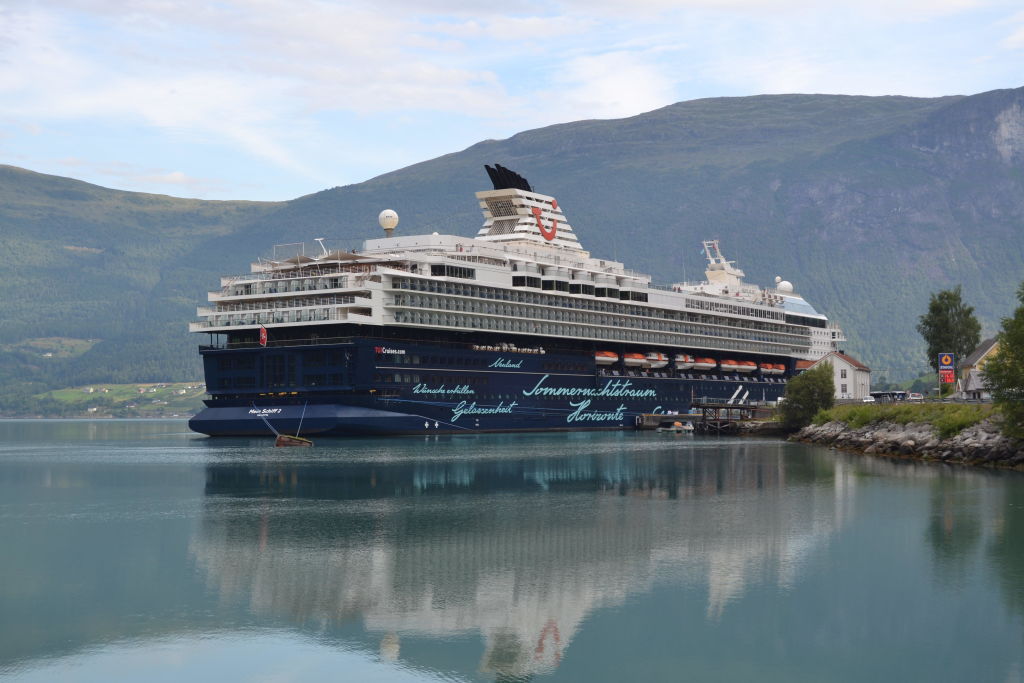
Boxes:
[792,418,1024,469]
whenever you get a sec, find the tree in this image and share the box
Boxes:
[780,362,835,430]
[916,286,982,373]
[983,282,1024,440]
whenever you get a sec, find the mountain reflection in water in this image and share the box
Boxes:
[193,440,849,679]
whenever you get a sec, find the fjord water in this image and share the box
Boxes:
[1,421,1023,682]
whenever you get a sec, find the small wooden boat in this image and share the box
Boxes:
[275,434,313,447]
[657,420,694,434]
[254,401,314,447]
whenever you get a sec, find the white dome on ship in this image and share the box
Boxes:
[379,209,399,232]
[777,280,794,293]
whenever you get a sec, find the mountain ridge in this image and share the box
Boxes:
[2,87,1023,399]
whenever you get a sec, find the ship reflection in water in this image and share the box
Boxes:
[192,438,852,680]
[3,423,1024,682]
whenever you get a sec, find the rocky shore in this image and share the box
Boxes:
[736,420,790,437]
[793,419,1024,468]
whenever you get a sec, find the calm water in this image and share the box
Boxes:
[1,421,1023,682]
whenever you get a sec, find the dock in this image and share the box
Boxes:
[637,400,776,434]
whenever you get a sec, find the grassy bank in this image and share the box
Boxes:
[813,403,995,439]
[0,382,208,418]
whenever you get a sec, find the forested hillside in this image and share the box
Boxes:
[0,166,281,396]
[3,86,1023,407]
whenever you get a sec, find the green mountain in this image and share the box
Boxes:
[3,86,1023,403]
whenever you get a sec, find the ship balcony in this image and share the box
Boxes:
[189,305,373,332]
[200,294,363,316]
[208,286,372,302]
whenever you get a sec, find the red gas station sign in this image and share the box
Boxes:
[938,353,955,383]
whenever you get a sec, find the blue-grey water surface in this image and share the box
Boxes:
[1,420,1023,682]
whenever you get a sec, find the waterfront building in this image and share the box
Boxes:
[808,351,871,400]
[956,337,999,400]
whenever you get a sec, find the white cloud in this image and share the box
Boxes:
[56,157,226,194]
[1000,11,1024,48]
[0,0,1021,198]
[542,50,678,121]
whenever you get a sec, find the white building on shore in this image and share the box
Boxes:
[809,351,871,400]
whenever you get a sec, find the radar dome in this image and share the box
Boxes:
[378,209,399,233]
[777,280,794,293]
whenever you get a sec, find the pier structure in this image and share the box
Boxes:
[637,399,775,434]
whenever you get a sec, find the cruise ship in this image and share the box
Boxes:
[188,165,845,436]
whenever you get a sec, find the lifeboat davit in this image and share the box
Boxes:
[622,352,647,368]
[645,352,669,369]
[674,354,695,370]
[595,351,619,366]
[692,357,717,371]
[720,359,741,372]
[736,361,757,373]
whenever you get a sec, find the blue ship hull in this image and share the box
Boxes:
[189,337,788,436]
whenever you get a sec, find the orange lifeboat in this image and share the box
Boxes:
[645,352,669,369]
[692,357,717,371]
[720,359,741,372]
[774,363,787,373]
[674,354,695,370]
[594,351,619,366]
[759,362,775,374]
[622,352,647,368]
[736,361,757,373]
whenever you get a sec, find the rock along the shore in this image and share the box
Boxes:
[791,419,1024,468]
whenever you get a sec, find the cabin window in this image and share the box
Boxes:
[430,264,475,279]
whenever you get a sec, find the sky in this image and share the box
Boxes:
[2,0,1023,201]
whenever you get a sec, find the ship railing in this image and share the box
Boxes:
[690,396,779,408]
[216,262,385,285]
[211,281,376,299]
[204,295,360,314]
[192,306,364,330]
[200,336,358,350]
[197,334,543,352]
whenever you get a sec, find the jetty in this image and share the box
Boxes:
[637,399,776,434]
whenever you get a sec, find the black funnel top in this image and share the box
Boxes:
[485,164,532,192]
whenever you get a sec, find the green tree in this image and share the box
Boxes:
[983,282,1024,440]
[916,286,982,373]
[780,362,835,430]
